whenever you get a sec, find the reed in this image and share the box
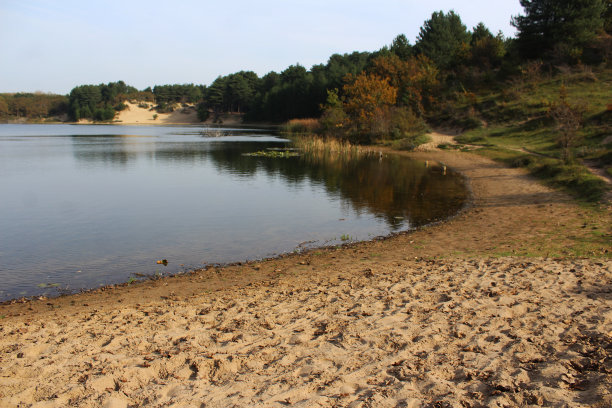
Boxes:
[281,118,321,135]
[292,135,369,159]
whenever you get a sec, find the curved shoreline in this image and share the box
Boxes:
[0,149,469,306]
[1,148,610,407]
[1,145,608,316]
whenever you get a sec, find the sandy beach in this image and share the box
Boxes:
[1,146,610,407]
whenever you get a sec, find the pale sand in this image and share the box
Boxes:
[113,102,201,125]
[112,102,244,126]
[1,146,611,407]
[412,132,458,152]
[1,258,611,408]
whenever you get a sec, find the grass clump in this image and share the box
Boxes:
[393,133,431,151]
[282,118,320,135]
[292,135,364,157]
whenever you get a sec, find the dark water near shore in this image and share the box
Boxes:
[0,124,468,301]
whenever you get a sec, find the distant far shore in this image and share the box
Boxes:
[0,102,250,127]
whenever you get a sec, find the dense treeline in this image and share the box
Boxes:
[0,93,68,120]
[153,84,205,109]
[68,81,140,121]
[211,0,612,140]
[4,0,611,136]
[245,52,371,122]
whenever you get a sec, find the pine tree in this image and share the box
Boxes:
[415,10,471,69]
[512,0,606,61]
[605,0,612,33]
[390,34,413,61]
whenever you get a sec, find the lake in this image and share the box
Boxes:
[0,124,468,301]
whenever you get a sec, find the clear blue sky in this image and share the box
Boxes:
[0,0,523,94]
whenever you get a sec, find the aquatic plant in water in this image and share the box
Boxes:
[243,150,300,158]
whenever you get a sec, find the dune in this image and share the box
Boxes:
[113,102,202,125]
[111,102,245,126]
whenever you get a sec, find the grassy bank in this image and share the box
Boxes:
[435,66,611,202]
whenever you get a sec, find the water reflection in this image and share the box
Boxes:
[69,135,467,230]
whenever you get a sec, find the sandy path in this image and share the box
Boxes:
[412,132,457,152]
[1,148,611,407]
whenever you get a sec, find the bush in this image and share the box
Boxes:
[511,155,535,168]
[114,102,128,111]
[155,102,175,113]
[196,102,210,121]
[388,107,429,140]
[459,115,483,130]
[394,133,431,151]
[93,106,115,121]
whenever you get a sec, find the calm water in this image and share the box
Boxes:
[0,124,468,301]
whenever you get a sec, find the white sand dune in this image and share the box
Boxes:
[113,102,201,125]
[111,102,245,126]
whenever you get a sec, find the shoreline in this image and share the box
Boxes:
[0,185,472,306]
[1,148,610,407]
[0,148,467,306]
[0,120,278,128]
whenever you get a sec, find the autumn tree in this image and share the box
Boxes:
[368,54,439,115]
[341,73,397,142]
[319,73,405,144]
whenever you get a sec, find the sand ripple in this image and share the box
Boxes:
[1,257,611,407]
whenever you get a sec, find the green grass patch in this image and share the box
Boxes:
[391,133,432,151]
[528,158,607,202]
[434,67,611,203]
[476,146,608,202]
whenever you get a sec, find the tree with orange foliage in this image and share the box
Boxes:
[369,54,438,115]
[341,73,397,143]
